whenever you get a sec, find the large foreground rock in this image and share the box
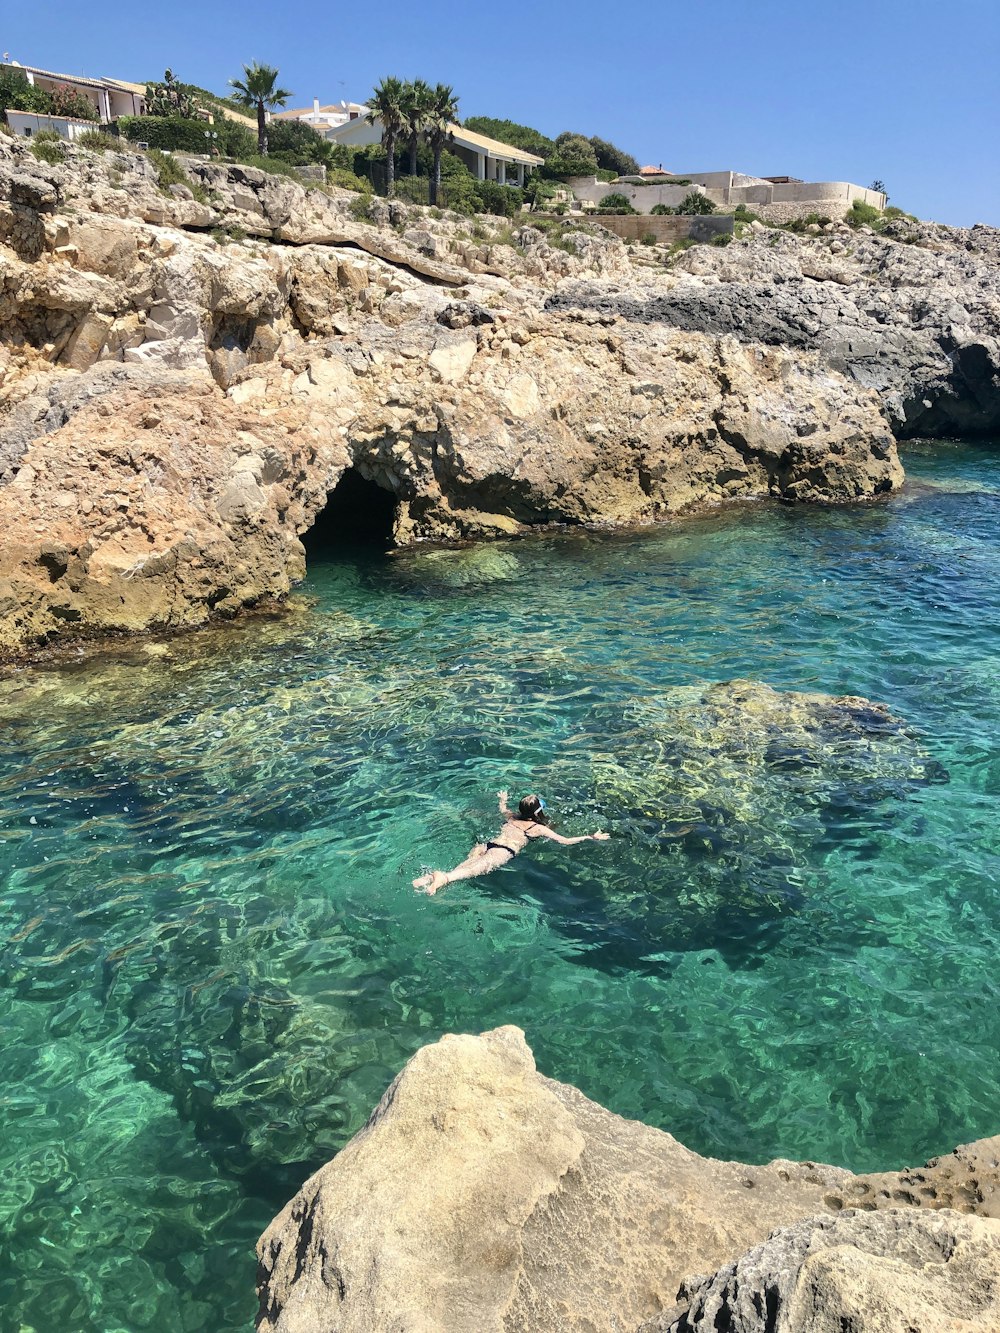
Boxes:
[255,1027,1000,1332]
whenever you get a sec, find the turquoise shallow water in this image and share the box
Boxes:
[1,439,999,1331]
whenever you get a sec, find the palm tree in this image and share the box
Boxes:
[365,76,407,197]
[229,62,292,156]
[425,84,460,207]
[402,79,432,178]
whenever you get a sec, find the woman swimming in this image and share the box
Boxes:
[412,791,609,895]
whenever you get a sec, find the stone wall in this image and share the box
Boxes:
[587,213,735,244]
[567,177,711,215]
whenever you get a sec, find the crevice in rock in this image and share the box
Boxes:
[302,467,399,556]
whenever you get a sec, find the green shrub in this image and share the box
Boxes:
[349,195,374,222]
[650,202,674,216]
[211,223,246,245]
[326,167,372,195]
[266,118,335,166]
[589,136,640,177]
[30,140,65,164]
[33,129,62,143]
[640,232,657,246]
[119,115,209,152]
[846,198,883,229]
[50,85,99,121]
[597,191,636,215]
[782,211,833,234]
[463,117,555,159]
[237,154,304,181]
[733,203,761,223]
[473,179,524,218]
[883,205,917,221]
[145,147,208,202]
[677,190,715,215]
[0,68,53,114]
[78,129,120,152]
[711,232,732,246]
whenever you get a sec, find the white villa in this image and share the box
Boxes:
[274,99,366,132]
[326,115,543,186]
[1,60,256,139]
[1,62,147,121]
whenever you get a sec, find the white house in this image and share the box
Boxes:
[0,61,147,122]
[326,115,543,186]
[274,99,365,132]
[1,61,257,140]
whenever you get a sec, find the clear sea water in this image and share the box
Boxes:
[1,439,998,1332]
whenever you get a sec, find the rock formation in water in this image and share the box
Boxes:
[1,136,998,658]
[255,1026,1000,1333]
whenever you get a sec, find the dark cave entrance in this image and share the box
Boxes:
[302,468,398,558]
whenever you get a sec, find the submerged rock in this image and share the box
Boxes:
[255,1026,1000,1333]
[540,680,946,965]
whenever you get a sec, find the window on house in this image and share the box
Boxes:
[23,127,32,137]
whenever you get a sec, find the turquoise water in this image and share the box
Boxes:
[1,439,999,1331]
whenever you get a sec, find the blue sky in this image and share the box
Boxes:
[3,0,997,225]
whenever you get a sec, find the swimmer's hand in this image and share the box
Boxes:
[497,789,509,802]
[592,831,610,841]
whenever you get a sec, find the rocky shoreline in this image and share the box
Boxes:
[2,137,999,1328]
[3,137,997,661]
[256,1027,1000,1332]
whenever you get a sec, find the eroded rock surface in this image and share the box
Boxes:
[552,220,1000,439]
[659,1208,1000,1332]
[255,1026,1000,1333]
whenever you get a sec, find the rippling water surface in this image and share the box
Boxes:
[1,440,998,1331]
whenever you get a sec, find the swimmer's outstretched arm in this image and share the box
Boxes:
[497,789,514,819]
[536,826,610,845]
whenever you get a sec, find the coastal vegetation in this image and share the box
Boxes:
[228,61,292,155]
[463,115,639,178]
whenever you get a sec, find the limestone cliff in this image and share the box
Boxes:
[256,1027,1000,1333]
[1,137,996,659]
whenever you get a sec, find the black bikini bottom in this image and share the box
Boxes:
[484,842,517,859]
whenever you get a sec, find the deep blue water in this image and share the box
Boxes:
[0,439,998,1331]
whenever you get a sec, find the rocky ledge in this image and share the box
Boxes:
[1,138,997,659]
[256,1026,1000,1332]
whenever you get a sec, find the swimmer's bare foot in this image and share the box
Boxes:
[413,871,447,895]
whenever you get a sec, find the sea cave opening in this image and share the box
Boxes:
[302,468,399,559]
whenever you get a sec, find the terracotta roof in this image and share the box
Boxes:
[638,165,670,176]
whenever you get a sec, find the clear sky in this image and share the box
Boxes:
[3,0,997,225]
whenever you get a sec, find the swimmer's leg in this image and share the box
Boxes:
[414,846,510,895]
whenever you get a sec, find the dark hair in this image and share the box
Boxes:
[518,794,548,823]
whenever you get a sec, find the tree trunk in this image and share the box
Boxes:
[257,102,267,156]
[385,130,396,197]
[431,143,442,207]
[408,132,418,177]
